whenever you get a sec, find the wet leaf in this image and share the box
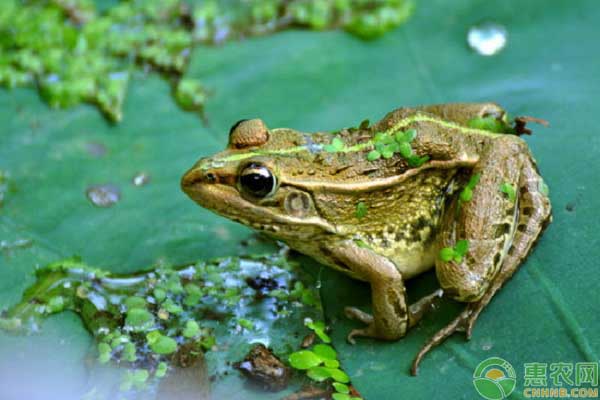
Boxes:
[1,1,599,399]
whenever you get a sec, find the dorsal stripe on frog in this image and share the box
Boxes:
[203,113,503,170]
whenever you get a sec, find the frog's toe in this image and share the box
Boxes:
[347,324,377,345]
[344,306,374,325]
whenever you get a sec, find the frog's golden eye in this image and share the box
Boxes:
[239,163,277,198]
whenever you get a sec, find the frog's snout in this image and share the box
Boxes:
[181,163,216,194]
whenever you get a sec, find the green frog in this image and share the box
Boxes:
[181,103,552,375]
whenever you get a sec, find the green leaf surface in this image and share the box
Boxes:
[1,0,600,399]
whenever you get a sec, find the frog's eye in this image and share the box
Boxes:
[239,163,277,198]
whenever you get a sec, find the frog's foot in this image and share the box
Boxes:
[344,306,393,344]
[410,305,476,376]
[408,289,444,328]
[344,307,376,344]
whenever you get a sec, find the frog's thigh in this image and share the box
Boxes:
[329,242,409,340]
[435,136,525,302]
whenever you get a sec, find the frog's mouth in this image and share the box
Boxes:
[181,166,336,236]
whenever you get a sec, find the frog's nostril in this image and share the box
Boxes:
[205,172,216,183]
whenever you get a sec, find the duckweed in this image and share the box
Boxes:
[0,0,413,121]
[355,202,368,219]
[289,322,361,399]
[467,116,516,134]
[1,252,322,396]
[324,137,347,153]
[147,331,178,355]
[439,239,470,263]
[155,362,168,378]
[500,182,516,202]
[366,128,429,167]
[305,319,331,343]
[459,173,481,203]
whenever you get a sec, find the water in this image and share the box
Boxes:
[467,22,507,56]
[132,172,151,187]
[1,252,322,399]
[86,184,121,207]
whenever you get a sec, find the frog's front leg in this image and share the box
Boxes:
[411,136,552,375]
[327,242,442,343]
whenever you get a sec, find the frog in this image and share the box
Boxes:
[181,103,552,375]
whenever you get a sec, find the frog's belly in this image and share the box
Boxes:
[387,244,437,279]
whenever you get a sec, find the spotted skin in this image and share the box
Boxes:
[181,103,552,375]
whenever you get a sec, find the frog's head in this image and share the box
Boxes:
[181,119,339,241]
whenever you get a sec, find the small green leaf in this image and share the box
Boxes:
[467,116,513,133]
[332,393,351,400]
[395,130,407,143]
[467,173,481,188]
[122,342,137,362]
[125,308,154,331]
[162,298,183,314]
[325,137,345,152]
[147,332,178,355]
[307,366,333,381]
[98,342,111,355]
[124,296,146,310]
[289,350,322,370]
[324,359,340,368]
[306,320,331,343]
[98,351,111,364]
[439,247,454,262]
[459,187,473,202]
[183,320,200,338]
[454,239,469,256]
[404,129,418,142]
[367,150,381,161]
[333,382,350,394]
[153,288,166,302]
[398,141,412,158]
[407,155,429,167]
[200,335,216,350]
[155,362,168,378]
[373,132,386,142]
[381,147,394,159]
[500,182,516,202]
[329,367,350,383]
[47,296,65,312]
[313,344,337,360]
[355,202,368,219]
[237,318,254,330]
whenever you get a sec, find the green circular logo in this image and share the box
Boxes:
[473,357,517,400]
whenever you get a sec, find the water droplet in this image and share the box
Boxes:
[86,184,121,207]
[132,172,151,186]
[467,22,507,56]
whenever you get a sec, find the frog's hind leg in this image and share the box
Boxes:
[411,137,551,375]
